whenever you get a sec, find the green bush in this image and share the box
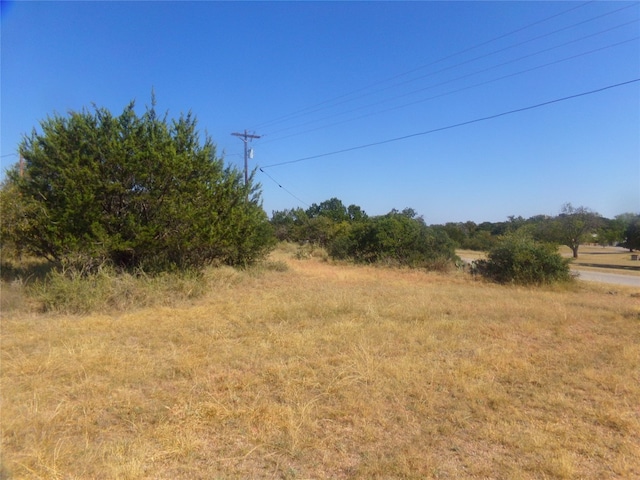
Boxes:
[331,210,457,269]
[475,232,571,285]
[6,97,274,273]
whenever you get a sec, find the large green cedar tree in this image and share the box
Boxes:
[8,99,274,271]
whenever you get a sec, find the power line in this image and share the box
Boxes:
[265,14,638,143]
[254,2,595,132]
[261,78,640,169]
[260,34,639,145]
[254,1,626,134]
[258,167,310,207]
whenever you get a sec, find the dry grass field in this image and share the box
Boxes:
[2,244,640,479]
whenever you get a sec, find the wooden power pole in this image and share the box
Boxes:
[231,130,261,186]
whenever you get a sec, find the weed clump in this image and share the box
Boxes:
[0,255,287,315]
[30,266,209,314]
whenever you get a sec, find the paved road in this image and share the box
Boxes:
[571,269,640,288]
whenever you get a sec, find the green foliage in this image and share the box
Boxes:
[347,204,368,222]
[272,200,456,270]
[622,215,640,251]
[596,217,626,247]
[0,175,39,259]
[270,207,311,243]
[271,200,367,248]
[306,197,350,222]
[534,203,602,258]
[7,99,274,272]
[439,221,499,251]
[462,230,497,251]
[331,210,457,269]
[475,232,571,285]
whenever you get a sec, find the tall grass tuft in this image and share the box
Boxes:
[6,260,286,315]
[30,266,210,314]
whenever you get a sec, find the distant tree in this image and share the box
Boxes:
[622,215,640,251]
[306,197,349,222]
[305,215,336,247]
[520,215,553,231]
[271,200,369,246]
[438,220,501,251]
[596,217,625,247]
[464,230,497,251]
[540,203,602,258]
[478,221,507,236]
[271,198,366,255]
[9,98,274,272]
[347,204,368,222]
[616,212,640,225]
[334,209,456,269]
[442,223,467,247]
[271,208,309,242]
[399,207,420,220]
[506,215,527,232]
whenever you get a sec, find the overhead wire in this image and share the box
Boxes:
[251,2,638,206]
[267,23,638,140]
[260,78,640,169]
[258,33,639,145]
[260,3,638,140]
[252,1,595,132]
[257,168,310,207]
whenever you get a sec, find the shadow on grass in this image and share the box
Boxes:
[1,258,55,284]
[572,262,640,272]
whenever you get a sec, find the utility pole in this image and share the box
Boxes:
[231,130,261,186]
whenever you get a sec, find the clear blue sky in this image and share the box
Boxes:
[2,1,639,224]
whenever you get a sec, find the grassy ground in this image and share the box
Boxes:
[560,245,640,274]
[1,244,639,479]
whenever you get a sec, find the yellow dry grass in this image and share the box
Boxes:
[560,245,640,274]
[2,246,639,479]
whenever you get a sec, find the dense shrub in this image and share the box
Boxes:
[331,210,457,269]
[4,98,274,273]
[475,233,571,285]
[271,198,368,246]
[27,266,208,314]
[272,201,457,270]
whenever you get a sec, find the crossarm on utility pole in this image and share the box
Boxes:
[231,130,261,186]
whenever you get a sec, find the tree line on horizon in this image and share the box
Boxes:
[271,198,640,259]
